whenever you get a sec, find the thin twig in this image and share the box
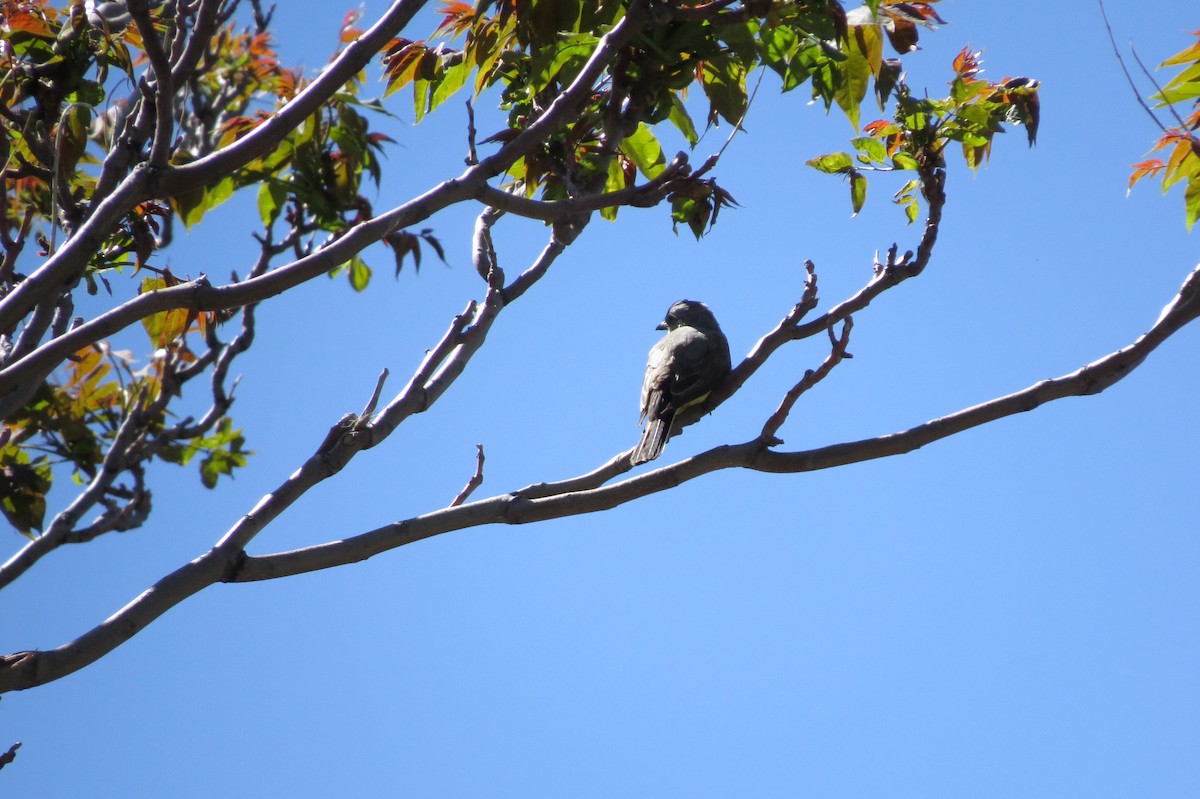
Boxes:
[1096,0,1166,132]
[465,98,478,165]
[129,3,176,169]
[357,369,390,427]
[450,444,485,506]
[0,741,20,771]
[1128,46,1191,131]
[693,67,764,180]
[759,318,853,445]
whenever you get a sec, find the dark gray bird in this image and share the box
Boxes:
[631,300,731,465]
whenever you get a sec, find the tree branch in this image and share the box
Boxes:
[0,221,581,691]
[4,251,1198,692]
[0,1,653,408]
[129,2,176,169]
[473,153,690,221]
[0,0,429,336]
[217,260,1200,587]
[759,317,854,446]
[0,395,149,590]
[450,444,486,507]
[160,0,430,196]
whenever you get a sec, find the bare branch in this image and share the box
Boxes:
[1096,0,1170,132]
[0,741,20,772]
[0,223,582,690]
[518,451,637,500]
[216,261,1200,588]
[450,444,486,506]
[169,0,227,83]
[790,162,945,340]
[129,2,176,169]
[5,254,1199,693]
[1128,45,1192,131]
[465,98,479,166]
[472,206,503,281]
[760,318,854,445]
[358,369,390,426]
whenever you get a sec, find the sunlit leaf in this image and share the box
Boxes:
[806,152,854,174]
[140,278,191,348]
[852,136,888,164]
[849,169,867,215]
[667,93,699,147]
[1185,176,1200,231]
[348,255,372,291]
[257,180,288,227]
[600,157,625,221]
[620,123,666,179]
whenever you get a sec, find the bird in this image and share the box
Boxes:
[631,299,731,465]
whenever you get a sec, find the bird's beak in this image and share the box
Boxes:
[656,321,668,331]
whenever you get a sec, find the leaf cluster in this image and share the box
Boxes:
[0,0,1043,611]
[1128,29,1200,230]
[806,45,1039,217]
[0,1,1032,541]
[379,1,962,238]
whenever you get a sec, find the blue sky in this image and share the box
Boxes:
[2,1,1198,796]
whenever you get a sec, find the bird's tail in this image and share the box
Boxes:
[630,414,672,465]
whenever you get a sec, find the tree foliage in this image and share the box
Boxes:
[0,0,1193,708]
[1128,28,1200,230]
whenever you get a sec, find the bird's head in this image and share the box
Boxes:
[659,299,720,332]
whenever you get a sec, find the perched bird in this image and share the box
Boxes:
[632,300,731,465]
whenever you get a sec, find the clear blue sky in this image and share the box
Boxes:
[3,1,1198,796]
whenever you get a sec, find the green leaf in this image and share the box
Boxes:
[529,33,598,91]
[65,79,105,105]
[1185,176,1200,231]
[667,93,699,147]
[805,152,854,174]
[849,169,867,215]
[700,52,748,125]
[620,123,666,179]
[200,448,245,489]
[257,180,288,227]
[835,24,882,129]
[791,41,841,102]
[187,417,251,489]
[348,255,372,291]
[1159,36,1200,68]
[0,450,52,535]
[760,24,798,74]
[600,157,625,222]
[1153,61,1200,107]
[140,278,192,347]
[851,136,888,165]
[414,77,433,123]
[171,177,235,230]
[431,55,472,113]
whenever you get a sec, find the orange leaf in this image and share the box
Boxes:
[1128,159,1165,192]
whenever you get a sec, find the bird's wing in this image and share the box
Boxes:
[639,336,674,423]
[666,328,730,410]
